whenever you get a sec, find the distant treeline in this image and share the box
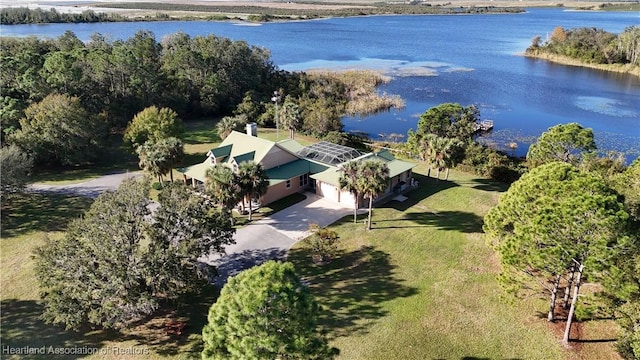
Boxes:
[1,31,402,159]
[0,7,125,25]
[526,26,640,67]
[0,4,524,25]
[92,2,524,20]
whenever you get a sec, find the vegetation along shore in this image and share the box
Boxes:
[1,7,639,360]
[525,25,640,77]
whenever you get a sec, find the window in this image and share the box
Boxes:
[299,174,308,187]
[286,179,291,188]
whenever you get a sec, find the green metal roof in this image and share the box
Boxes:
[310,168,341,186]
[310,156,416,187]
[233,151,255,164]
[375,149,396,161]
[386,159,416,178]
[266,159,311,186]
[209,144,232,159]
[178,160,212,183]
[277,139,305,155]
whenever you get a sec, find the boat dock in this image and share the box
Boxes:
[474,120,494,133]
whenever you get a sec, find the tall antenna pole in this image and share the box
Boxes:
[271,90,281,142]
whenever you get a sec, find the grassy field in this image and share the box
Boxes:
[289,165,620,360]
[29,136,139,185]
[5,122,621,358]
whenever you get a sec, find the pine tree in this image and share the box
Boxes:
[202,261,338,359]
[484,161,629,343]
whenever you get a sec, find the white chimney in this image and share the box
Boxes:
[246,122,257,137]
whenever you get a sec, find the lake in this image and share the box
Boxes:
[3,8,639,160]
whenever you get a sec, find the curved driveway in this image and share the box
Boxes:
[203,193,354,286]
[30,173,353,286]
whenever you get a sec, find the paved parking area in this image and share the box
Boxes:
[203,193,353,285]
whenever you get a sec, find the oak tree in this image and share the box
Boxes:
[35,178,235,330]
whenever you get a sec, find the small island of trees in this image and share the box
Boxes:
[526,25,640,76]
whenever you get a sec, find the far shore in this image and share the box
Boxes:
[524,52,640,78]
[2,0,638,22]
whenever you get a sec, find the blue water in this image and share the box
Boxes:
[2,8,639,159]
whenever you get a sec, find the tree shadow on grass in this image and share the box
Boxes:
[1,192,93,238]
[1,299,115,359]
[182,119,221,145]
[372,210,484,233]
[28,136,139,184]
[469,178,510,193]
[289,245,418,339]
[118,285,220,357]
[1,289,222,359]
[210,248,288,287]
[380,173,459,212]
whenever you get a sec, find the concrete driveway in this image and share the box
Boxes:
[203,193,354,285]
[30,172,354,286]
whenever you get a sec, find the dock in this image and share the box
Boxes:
[473,120,494,133]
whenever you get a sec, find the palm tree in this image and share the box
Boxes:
[339,160,362,224]
[237,161,269,221]
[156,137,184,182]
[216,114,248,139]
[421,134,462,180]
[279,95,301,140]
[205,164,242,221]
[359,159,390,230]
[137,141,167,185]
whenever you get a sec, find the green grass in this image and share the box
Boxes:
[0,191,217,359]
[233,192,308,227]
[3,151,621,358]
[288,165,618,359]
[29,136,139,185]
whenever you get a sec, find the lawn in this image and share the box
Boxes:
[288,165,619,360]
[5,136,621,359]
[1,191,219,359]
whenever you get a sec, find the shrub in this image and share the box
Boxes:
[303,224,339,264]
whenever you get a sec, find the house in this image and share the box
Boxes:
[177,124,416,206]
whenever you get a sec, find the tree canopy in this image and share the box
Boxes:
[407,103,478,151]
[420,134,463,180]
[527,25,640,66]
[237,161,269,221]
[0,145,33,196]
[202,261,337,360]
[35,179,234,330]
[484,161,630,344]
[124,106,183,149]
[339,159,389,230]
[205,164,242,217]
[9,93,106,165]
[526,122,596,168]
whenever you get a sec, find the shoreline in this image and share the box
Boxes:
[524,51,640,78]
[4,0,638,24]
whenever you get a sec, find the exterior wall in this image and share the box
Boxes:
[261,147,300,170]
[261,176,307,205]
[315,181,356,206]
[339,190,356,207]
[316,181,340,203]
